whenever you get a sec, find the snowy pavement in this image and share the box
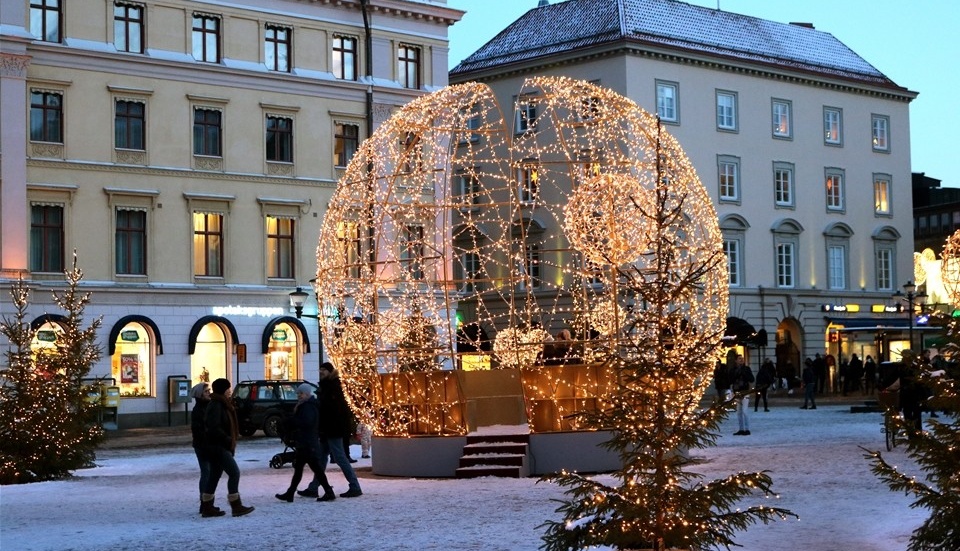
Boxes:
[0,399,925,551]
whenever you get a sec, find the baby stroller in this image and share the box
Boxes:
[269,421,298,469]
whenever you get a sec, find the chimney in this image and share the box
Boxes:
[538,0,550,6]
[789,22,815,29]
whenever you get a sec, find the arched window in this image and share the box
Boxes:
[265,321,301,380]
[111,322,154,396]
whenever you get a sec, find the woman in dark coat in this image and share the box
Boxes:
[306,362,363,498]
[191,382,222,516]
[275,384,335,502]
[203,378,254,517]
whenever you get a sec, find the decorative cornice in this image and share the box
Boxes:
[26,158,336,187]
[0,53,31,78]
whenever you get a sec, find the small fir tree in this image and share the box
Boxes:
[863,311,960,551]
[540,127,795,550]
[0,255,104,484]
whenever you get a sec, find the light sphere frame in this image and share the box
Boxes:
[315,76,728,436]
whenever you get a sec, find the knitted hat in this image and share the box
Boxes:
[297,383,314,396]
[190,383,209,400]
[211,378,231,395]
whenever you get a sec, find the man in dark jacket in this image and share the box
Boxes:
[305,362,363,498]
[191,383,222,516]
[732,355,754,435]
[801,359,817,409]
[754,358,776,412]
[204,378,254,517]
[276,384,335,502]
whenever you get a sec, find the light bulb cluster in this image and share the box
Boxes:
[315,76,727,437]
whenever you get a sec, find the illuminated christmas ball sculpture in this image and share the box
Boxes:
[315,76,727,438]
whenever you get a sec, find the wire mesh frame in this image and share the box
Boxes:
[315,77,729,436]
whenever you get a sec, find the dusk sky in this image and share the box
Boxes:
[447,0,958,187]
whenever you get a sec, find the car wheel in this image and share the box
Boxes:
[263,415,282,438]
[239,425,256,437]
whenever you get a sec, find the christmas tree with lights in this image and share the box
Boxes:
[863,312,960,551]
[539,127,795,551]
[1,256,104,484]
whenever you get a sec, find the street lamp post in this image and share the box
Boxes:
[289,286,324,373]
[893,280,926,355]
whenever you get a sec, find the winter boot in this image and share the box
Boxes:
[317,485,336,502]
[228,493,255,517]
[200,493,226,518]
[275,489,295,502]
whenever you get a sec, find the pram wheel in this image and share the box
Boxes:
[270,454,284,469]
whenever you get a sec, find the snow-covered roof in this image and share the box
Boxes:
[450,0,901,89]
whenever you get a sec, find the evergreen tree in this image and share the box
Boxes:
[864,311,960,551]
[540,127,795,550]
[1,255,104,484]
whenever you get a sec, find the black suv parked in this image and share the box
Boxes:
[232,380,316,437]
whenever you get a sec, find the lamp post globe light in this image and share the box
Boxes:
[288,286,323,373]
[893,280,926,355]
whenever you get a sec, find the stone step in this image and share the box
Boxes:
[459,453,526,468]
[455,464,522,478]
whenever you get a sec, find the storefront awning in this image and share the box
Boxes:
[828,317,937,332]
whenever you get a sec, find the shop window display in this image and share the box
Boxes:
[111,322,152,396]
[266,323,300,380]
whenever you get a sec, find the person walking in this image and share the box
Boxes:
[801,359,817,410]
[812,353,828,394]
[754,358,775,412]
[305,362,363,499]
[713,359,732,402]
[191,382,223,517]
[276,384,336,503]
[863,355,878,395]
[204,378,254,517]
[732,355,754,435]
[847,354,864,395]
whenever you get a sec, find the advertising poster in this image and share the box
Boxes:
[121,354,140,384]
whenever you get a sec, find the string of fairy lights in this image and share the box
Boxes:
[315,76,728,438]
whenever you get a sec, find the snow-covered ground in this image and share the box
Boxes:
[1,401,926,551]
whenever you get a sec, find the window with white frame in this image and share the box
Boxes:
[516,162,539,204]
[400,224,425,280]
[776,242,795,288]
[772,99,792,138]
[824,107,842,146]
[515,95,538,134]
[827,245,846,290]
[874,174,891,215]
[825,169,845,212]
[872,115,890,151]
[717,155,740,202]
[723,238,742,287]
[266,115,293,163]
[720,215,748,288]
[521,243,541,290]
[454,169,481,208]
[716,90,737,131]
[30,204,65,273]
[655,80,679,123]
[457,108,481,145]
[192,13,221,63]
[773,219,802,289]
[773,162,794,208]
[459,251,480,292]
[875,245,894,291]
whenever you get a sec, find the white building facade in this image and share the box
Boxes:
[449,0,917,376]
[0,0,461,426]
